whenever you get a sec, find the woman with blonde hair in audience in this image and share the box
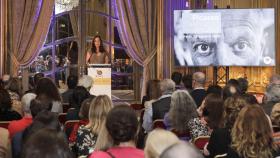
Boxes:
[144,129,179,158]
[204,95,248,158]
[228,104,280,157]
[164,90,209,140]
[74,95,113,157]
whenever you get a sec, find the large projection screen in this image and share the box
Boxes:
[174,9,275,66]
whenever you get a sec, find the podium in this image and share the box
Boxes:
[87,64,111,97]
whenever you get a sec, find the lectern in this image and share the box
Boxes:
[87,64,111,97]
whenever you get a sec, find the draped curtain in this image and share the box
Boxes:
[10,0,54,75]
[116,0,157,97]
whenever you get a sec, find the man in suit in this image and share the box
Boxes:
[142,79,175,132]
[191,72,206,108]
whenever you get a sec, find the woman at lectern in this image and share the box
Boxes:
[86,35,110,64]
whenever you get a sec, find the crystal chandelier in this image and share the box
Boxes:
[55,0,79,14]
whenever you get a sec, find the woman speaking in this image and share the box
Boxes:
[86,35,110,64]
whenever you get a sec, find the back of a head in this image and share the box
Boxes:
[160,141,204,158]
[206,85,222,96]
[269,74,280,85]
[78,75,93,90]
[67,75,78,89]
[145,129,179,158]
[171,72,182,85]
[271,103,280,126]
[2,74,10,89]
[21,128,73,158]
[21,93,37,114]
[33,73,44,87]
[182,74,193,89]
[79,98,92,119]
[237,78,249,94]
[8,77,21,94]
[146,79,161,101]
[265,83,280,103]
[106,105,138,145]
[35,77,61,101]
[71,86,90,108]
[222,84,241,100]
[193,72,206,85]
[160,79,175,94]
[30,98,52,117]
[0,88,12,112]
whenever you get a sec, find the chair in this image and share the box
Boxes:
[214,153,227,158]
[152,119,166,129]
[130,103,144,110]
[0,121,10,129]
[58,113,67,125]
[62,103,70,113]
[193,136,210,150]
[64,120,80,137]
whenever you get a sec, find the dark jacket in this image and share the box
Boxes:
[191,88,206,108]
[152,96,171,121]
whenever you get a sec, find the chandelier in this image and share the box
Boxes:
[55,0,79,14]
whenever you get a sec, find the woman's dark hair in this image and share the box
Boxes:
[237,78,249,94]
[66,75,78,89]
[35,77,61,101]
[106,105,138,145]
[79,98,92,119]
[182,74,192,90]
[91,35,106,53]
[8,77,22,95]
[171,72,182,85]
[70,86,90,109]
[202,94,224,129]
[0,88,12,112]
[222,84,241,100]
[145,79,161,101]
[206,85,222,96]
[30,98,52,117]
[21,128,73,158]
[242,93,258,104]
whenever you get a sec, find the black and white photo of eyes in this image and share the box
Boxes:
[174,9,275,66]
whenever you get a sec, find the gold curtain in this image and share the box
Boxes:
[10,0,54,75]
[116,0,158,98]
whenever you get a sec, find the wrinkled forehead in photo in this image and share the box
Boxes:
[174,9,275,66]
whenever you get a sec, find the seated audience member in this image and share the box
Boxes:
[202,94,224,130]
[25,72,44,94]
[144,129,179,158]
[35,77,62,113]
[143,79,175,132]
[141,79,161,106]
[66,86,90,121]
[8,93,36,138]
[204,96,248,158]
[182,74,193,93]
[270,103,280,145]
[262,83,280,115]
[0,127,11,158]
[237,77,249,94]
[222,84,241,100]
[21,128,73,158]
[90,105,144,158]
[68,98,91,145]
[160,141,204,158]
[73,95,112,157]
[62,75,78,103]
[206,85,222,96]
[171,72,183,90]
[228,104,280,158]
[11,98,53,158]
[0,88,22,121]
[191,72,206,108]
[78,75,93,91]
[164,90,209,140]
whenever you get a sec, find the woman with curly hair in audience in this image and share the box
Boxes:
[90,105,144,158]
[73,95,112,157]
[164,90,210,140]
[204,95,248,158]
[228,104,280,158]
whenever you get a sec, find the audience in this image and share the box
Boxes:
[144,129,179,158]
[228,104,280,157]
[8,93,36,138]
[171,72,183,90]
[160,141,204,158]
[204,96,248,158]
[237,77,249,94]
[181,74,193,93]
[35,77,62,113]
[73,95,112,157]
[66,86,90,121]
[21,128,73,158]
[90,105,144,158]
[191,72,206,108]
[143,79,175,132]
[0,88,22,121]
[62,75,78,103]
[164,90,209,140]
[262,83,280,115]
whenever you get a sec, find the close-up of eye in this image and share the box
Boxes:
[231,40,251,55]
[193,42,212,56]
